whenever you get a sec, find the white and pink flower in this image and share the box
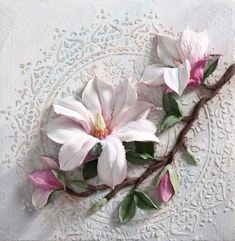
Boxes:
[29,156,64,208]
[142,28,210,95]
[44,77,159,188]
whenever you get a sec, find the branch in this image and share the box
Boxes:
[66,64,235,200]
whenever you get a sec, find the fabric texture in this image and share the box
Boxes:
[0,0,234,240]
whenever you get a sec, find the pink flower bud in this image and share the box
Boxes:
[156,171,174,203]
[28,156,64,208]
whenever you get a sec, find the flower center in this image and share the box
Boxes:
[93,113,109,139]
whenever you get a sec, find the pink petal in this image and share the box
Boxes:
[110,100,153,129]
[178,28,208,64]
[29,170,63,190]
[97,136,127,188]
[156,171,174,203]
[53,96,92,133]
[188,58,208,87]
[59,134,99,171]
[112,119,159,143]
[39,156,59,169]
[32,188,54,209]
[157,35,181,66]
[44,116,85,144]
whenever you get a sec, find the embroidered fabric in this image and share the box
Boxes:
[0,0,234,240]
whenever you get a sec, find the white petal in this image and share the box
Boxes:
[32,188,53,209]
[96,77,115,123]
[157,35,181,66]
[113,119,159,143]
[141,64,165,86]
[82,77,102,116]
[82,77,115,123]
[164,60,190,95]
[110,100,152,129]
[53,96,92,133]
[59,134,99,171]
[178,28,209,64]
[44,116,85,144]
[97,137,127,188]
[112,79,137,118]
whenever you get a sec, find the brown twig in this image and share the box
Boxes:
[66,64,235,200]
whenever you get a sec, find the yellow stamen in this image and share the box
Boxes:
[93,113,109,139]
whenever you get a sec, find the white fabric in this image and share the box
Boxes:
[0,0,234,240]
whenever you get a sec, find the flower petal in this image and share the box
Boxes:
[29,170,63,190]
[156,171,174,203]
[59,134,99,171]
[97,136,127,188]
[32,188,54,209]
[141,64,165,86]
[82,77,102,116]
[44,116,85,144]
[112,119,159,143]
[110,100,153,129]
[157,35,181,66]
[178,28,209,64]
[39,156,59,169]
[96,77,115,123]
[188,58,208,87]
[82,77,115,124]
[112,79,137,118]
[164,60,190,95]
[53,96,92,133]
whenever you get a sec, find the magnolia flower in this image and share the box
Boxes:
[29,156,64,208]
[142,28,209,95]
[44,77,159,188]
[156,165,179,203]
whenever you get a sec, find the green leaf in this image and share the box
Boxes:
[134,190,158,210]
[124,141,154,156]
[135,142,154,156]
[51,170,66,190]
[160,115,182,132]
[118,194,136,224]
[89,143,102,156]
[168,167,180,193]
[163,93,182,117]
[185,147,198,166]
[71,180,88,189]
[83,159,98,180]
[123,142,136,152]
[48,190,64,203]
[89,198,107,214]
[203,55,220,81]
[126,151,152,165]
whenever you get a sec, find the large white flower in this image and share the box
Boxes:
[142,28,209,95]
[44,77,159,188]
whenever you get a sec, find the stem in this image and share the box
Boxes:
[66,64,235,200]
